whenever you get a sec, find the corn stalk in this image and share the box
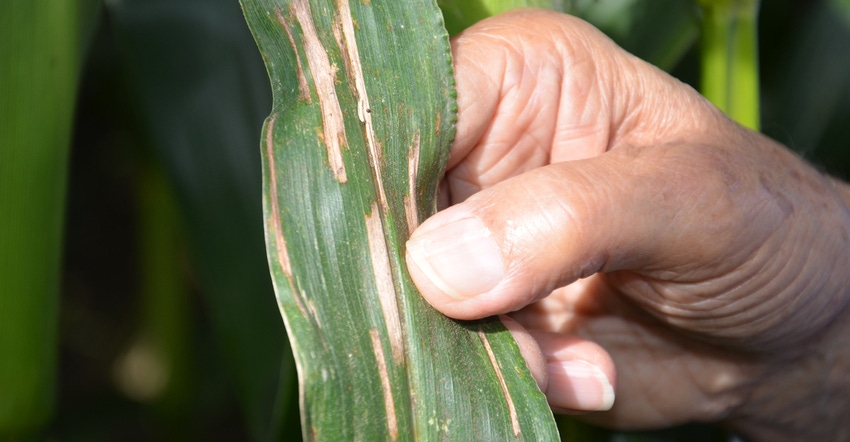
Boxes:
[239,0,558,439]
[698,0,761,130]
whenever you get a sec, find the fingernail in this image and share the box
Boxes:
[406,217,504,300]
[547,360,615,411]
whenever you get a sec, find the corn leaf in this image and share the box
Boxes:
[0,0,97,435]
[240,0,559,439]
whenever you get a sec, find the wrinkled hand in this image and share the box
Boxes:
[405,9,850,440]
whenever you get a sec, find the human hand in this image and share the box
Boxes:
[405,9,850,440]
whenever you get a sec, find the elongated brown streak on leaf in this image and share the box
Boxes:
[478,329,521,437]
[265,114,308,319]
[292,0,348,182]
[369,328,399,441]
[264,114,292,277]
[275,7,311,102]
[366,204,404,364]
[305,296,322,328]
[337,0,402,362]
[330,13,354,95]
[335,0,387,207]
[404,131,421,235]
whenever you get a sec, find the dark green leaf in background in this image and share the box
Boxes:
[761,0,850,176]
[105,0,295,438]
[0,0,98,436]
[572,0,701,72]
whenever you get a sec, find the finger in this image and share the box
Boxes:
[445,10,611,203]
[499,315,548,392]
[500,314,616,412]
[445,9,720,201]
[531,330,616,412]
[405,142,785,320]
[447,9,614,169]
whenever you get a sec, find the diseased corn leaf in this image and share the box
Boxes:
[240,0,559,439]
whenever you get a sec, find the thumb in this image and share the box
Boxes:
[405,143,770,320]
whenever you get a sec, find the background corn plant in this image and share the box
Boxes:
[1,0,849,440]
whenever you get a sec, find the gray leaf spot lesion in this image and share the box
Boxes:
[275,7,311,102]
[292,0,348,183]
[366,205,404,364]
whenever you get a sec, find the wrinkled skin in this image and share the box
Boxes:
[405,9,850,441]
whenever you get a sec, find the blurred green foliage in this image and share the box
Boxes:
[0,1,87,434]
[0,0,846,440]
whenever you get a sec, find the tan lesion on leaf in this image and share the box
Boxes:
[275,7,311,102]
[404,131,421,235]
[366,204,404,364]
[265,115,309,321]
[290,288,309,323]
[369,329,399,441]
[478,328,521,437]
[335,0,369,126]
[305,296,321,328]
[331,14,357,95]
[265,114,293,278]
[292,0,348,183]
[335,0,389,208]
